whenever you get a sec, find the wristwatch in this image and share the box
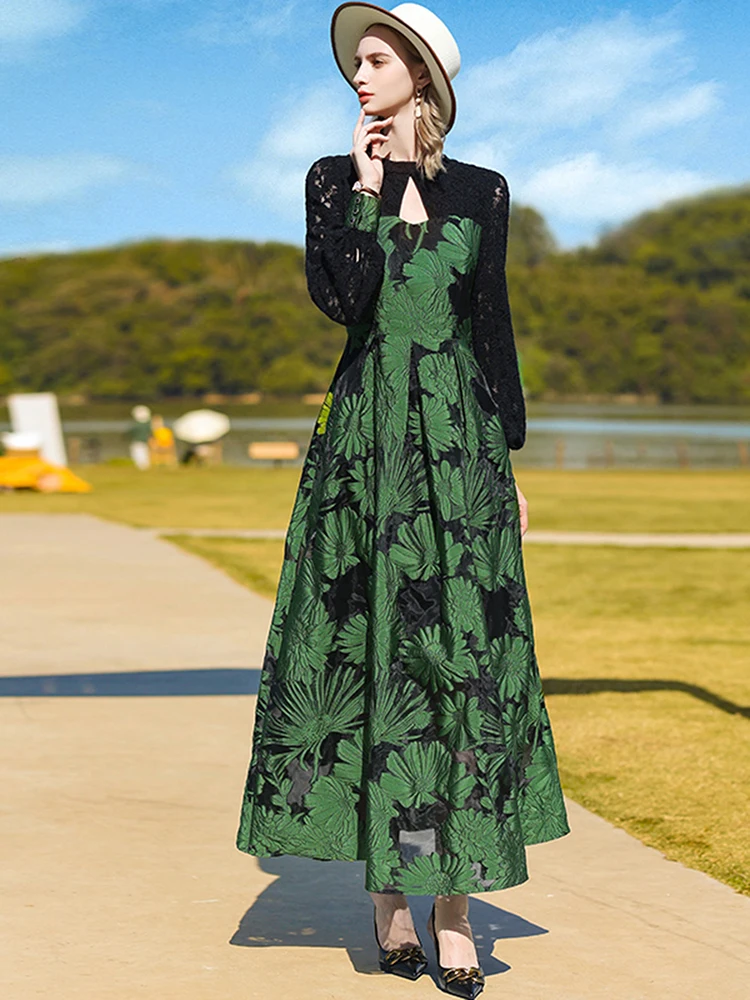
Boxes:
[352,179,381,198]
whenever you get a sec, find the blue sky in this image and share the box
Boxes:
[1,0,748,259]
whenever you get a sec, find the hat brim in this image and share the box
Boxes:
[330,2,456,134]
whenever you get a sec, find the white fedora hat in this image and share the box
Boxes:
[330,2,461,133]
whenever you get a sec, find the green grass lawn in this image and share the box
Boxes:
[1,464,749,533]
[167,534,750,897]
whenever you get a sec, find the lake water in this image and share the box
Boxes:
[3,402,748,469]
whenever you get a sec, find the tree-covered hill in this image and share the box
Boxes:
[1,184,749,403]
[508,185,750,401]
[0,238,339,398]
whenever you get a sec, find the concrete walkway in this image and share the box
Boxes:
[142,525,750,548]
[1,513,748,1000]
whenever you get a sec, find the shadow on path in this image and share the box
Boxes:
[544,676,750,719]
[229,855,542,978]
[0,667,261,697]
[1,669,747,718]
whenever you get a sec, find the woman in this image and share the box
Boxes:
[236,4,570,995]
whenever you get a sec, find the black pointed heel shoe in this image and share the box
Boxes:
[373,906,429,980]
[427,902,485,999]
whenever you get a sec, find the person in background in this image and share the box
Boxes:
[127,405,152,470]
[149,414,177,467]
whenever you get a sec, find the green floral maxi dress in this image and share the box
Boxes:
[236,154,570,895]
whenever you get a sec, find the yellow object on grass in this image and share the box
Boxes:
[151,426,174,448]
[0,455,92,493]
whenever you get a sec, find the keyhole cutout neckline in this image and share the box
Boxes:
[396,175,430,226]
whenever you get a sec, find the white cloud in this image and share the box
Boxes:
[224,84,352,219]
[0,0,88,44]
[447,9,724,241]
[618,82,722,141]
[520,151,713,223]
[186,1,299,45]
[0,153,144,206]
[457,11,685,132]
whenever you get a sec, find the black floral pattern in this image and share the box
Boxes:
[236,155,569,894]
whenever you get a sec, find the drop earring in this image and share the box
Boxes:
[414,87,422,119]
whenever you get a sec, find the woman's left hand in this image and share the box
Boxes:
[515,483,528,537]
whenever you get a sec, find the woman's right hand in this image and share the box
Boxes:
[350,108,393,193]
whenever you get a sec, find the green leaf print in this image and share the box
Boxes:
[265,668,364,773]
[348,456,373,507]
[435,218,481,274]
[418,351,459,403]
[385,278,453,348]
[377,448,425,521]
[249,806,308,856]
[444,577,484,635]
[400,624,477,693]
[513,596,533,637]
[474,743,511,790]
[500,701,530,757]
[474,523,520,587]
[390,512,439,581]
[442,531,464,575]
[322,467,344,503]
[526,681,544,726]
[473,528,505,591]
[315,507,359,579]
[285,490,310,563]
[474,523,520,590]
[443,809,501,864]
[482,825,528,888]
[366,845,404,894]
[335,612,368,665]
[273,558,296,619]
[436,690,483,751]
[403,248,453,301]
[282,598,337,676]
[333,394,370,461]
[485,414,509,466]
[433,460,465,521]
[377,215,403,242]
[379,331,411,395]
[367,781,400,837]
[523,744,560,801]
[410,394,457,453]
[395,852,479,895]
[331,730,365,785]
[489,635,533,699]
[463,457,495,531]
[305,774,357,829]
[302,810,359,860]
[369,677,432,747]
[380,741,452,809]
[521,785,568,844]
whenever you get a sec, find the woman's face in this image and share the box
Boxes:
[352,25,424,119]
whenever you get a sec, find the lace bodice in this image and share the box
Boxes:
[304,154,526,450]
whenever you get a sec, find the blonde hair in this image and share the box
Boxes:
[371,25,448,181]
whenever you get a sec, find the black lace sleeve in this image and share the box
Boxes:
[304,156,387,327]
[470,171,526,450]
